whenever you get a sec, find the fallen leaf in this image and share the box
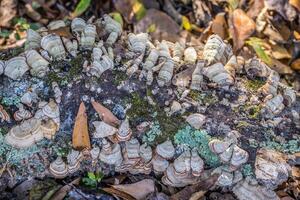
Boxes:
[290,0,300,11]
[271,58,293,74]
[246,37,272,65]
[49,178,80,200]
[71,0,91,18]
[48,26,74,39]
[146,24,156,33]
[291,58,300,70]
[211,12,227,39]
[113,0,146,23]
[181,16,192,31]
[134,9,180,42]
[91,99,120,127]
[109,179,155,200]
[269,44,291,60]
[109,12,124,27]
[228,0,239,11]
[72,102,91,150]
[294,31,300,40]
[102,187,136,200]
[247,0,265,19]
[170,172,219,200]
[229,9,256,52]
[0,0,17,28]
[132,0,147,21]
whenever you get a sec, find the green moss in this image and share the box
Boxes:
[174,125,220,167]
[239,104,262,119]
[46,54,84,86]
[29,180,59,200]
[126,91,185,143]
[126,92,154,120]
[112,70,128,85]
[189,90,218,105]
[236,121,251,129]
[244,79,265,92]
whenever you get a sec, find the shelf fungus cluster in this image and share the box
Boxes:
[5,99,60,148]
[0,13,299,199]
[209,131,249,187]
[49,150,84,179]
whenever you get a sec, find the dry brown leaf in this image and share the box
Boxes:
[48,26,74,39]
[247,0,265,19]
[102,187,136,200]
[294,31,300,40]
[271,58,293,74]
[189,191,206,200]
[290,0,300,11]
[170,172,219,200]
[211,12,227,40]
[110,179,155,200]
[72,102,91,150]
[134,9,180,42]
[229,9,256,52]
[0,0,17,27]
[291,58,300,70]
[50,178,80,200]
[91,99,120,127]
[269,44,291,59]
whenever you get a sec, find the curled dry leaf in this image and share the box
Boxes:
[108,179,155,200]
[91,99,120,127]
[72,102,91,150]
[229,9,256,52]
[134,9,180,42]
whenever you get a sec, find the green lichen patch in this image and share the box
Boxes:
[1,96,21,106]
[0,131,45,173]
[142,121,162,144]
[174,125,220,167]
[260,139,300,154]
[241,164,254,177]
